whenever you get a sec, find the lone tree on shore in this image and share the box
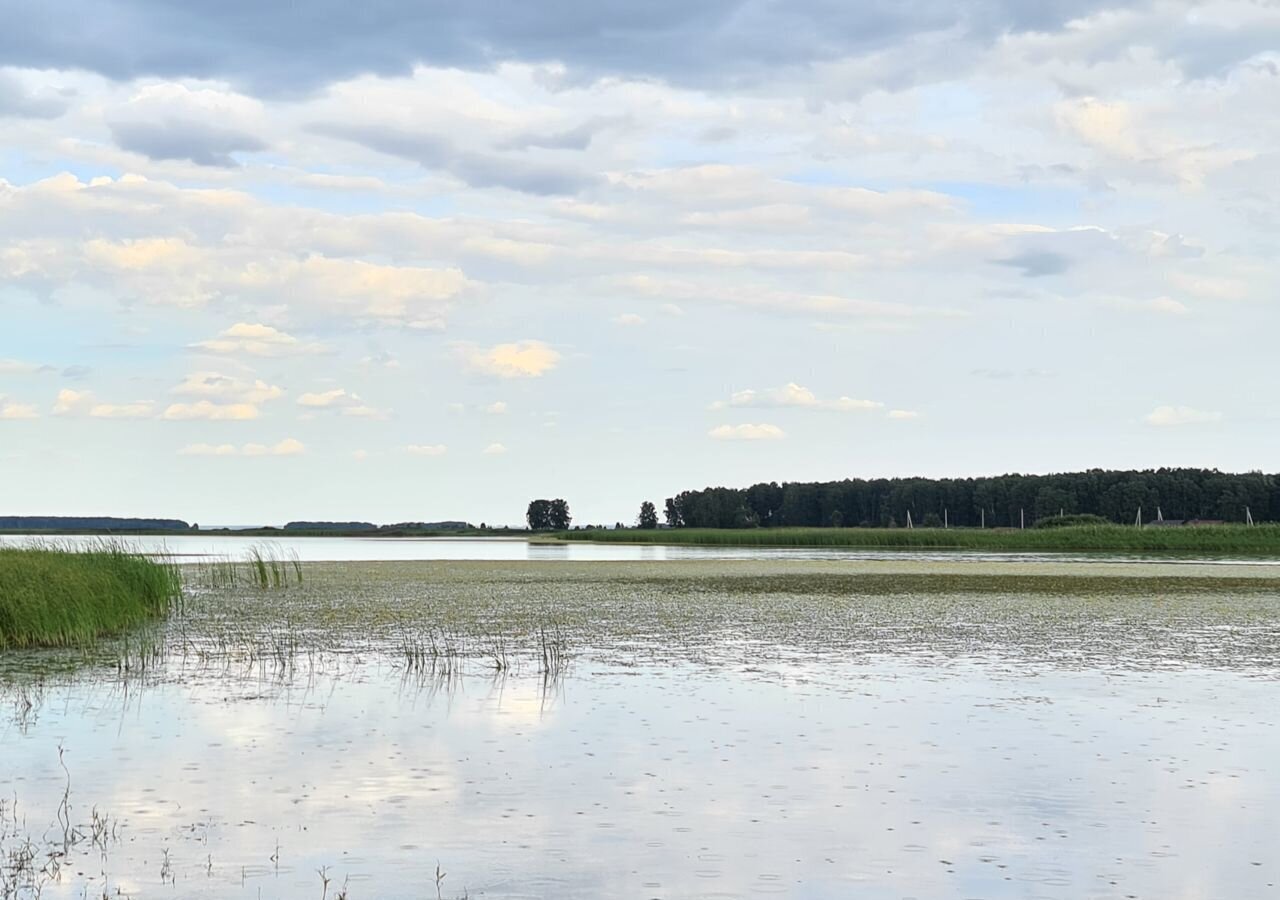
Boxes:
[527,499,572,531]
[637,501,658,529]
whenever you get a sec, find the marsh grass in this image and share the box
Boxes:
[0,541,181,650]
[189,546,303,591]
[553,524,1280,553]
[398,627,462,677]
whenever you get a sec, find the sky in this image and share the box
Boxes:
[1,0,1277,527]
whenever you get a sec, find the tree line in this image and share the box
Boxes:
[0,516,193,531]
[660,468,1278,529]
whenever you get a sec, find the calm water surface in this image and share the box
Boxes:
[3,533,1278,566]
[2,560,1278,898]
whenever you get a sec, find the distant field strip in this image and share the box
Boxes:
[551,524,1280,552]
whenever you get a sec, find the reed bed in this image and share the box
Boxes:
[0,541,181,650]
[551,524,1280,553]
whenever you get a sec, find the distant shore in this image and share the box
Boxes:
[0,527,516,539]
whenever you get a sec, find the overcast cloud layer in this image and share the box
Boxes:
[2,0,1277,525]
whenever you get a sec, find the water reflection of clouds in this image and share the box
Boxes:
[4,661,1279,897]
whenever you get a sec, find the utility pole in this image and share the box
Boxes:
[944,509,949,529]
[906,510,913,529]
[1135,507,1143,527]
[980,508,985,529]
[1247,506,1255,526]
[1020,508,1025,530]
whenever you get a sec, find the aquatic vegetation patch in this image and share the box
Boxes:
[143,561,1280,680]
[0,542,181,650]
[5,558,1279,698]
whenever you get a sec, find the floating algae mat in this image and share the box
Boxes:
[2,559,1279,898]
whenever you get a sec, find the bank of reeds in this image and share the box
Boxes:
[551,524,1280,553]
[0,541,181,650]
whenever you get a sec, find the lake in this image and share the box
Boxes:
[2,532,1279,565]
[2,559,1279,898]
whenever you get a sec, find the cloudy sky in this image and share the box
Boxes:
[1,0,1277,526]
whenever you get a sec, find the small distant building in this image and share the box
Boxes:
[1147,519,1186,528]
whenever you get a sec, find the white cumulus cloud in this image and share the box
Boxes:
[297,388,387,418]
[179,439,304,456]
[52,389,93,416]
[178,443,238,456]
[172,371,284,404]
[0,399,39,420]
[162,400,260,420]
[458,341,561,379]
[406,444,448,457]
[191,323,330,357]
[715,383,883,412]
[708,423,785,441]
[90,401,156,419]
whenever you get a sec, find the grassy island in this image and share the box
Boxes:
[551,524,1280,554]
[0,543,181,649]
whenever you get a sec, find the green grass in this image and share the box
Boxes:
[0,542,182,649]
[550,524,1280,553]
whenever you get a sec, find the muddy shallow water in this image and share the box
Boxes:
[3,560,1279,899]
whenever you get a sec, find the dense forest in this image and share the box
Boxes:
[663,469,1278,529]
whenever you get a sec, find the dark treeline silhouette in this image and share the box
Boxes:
[282,521,472,532]
[0,516,192,531]
[663,469,1278,529]
[284,521,379,531]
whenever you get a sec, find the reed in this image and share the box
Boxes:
[190,545,303,590]
[245,544,304,589]
[538,624,568,676]
[0,541,181,650]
